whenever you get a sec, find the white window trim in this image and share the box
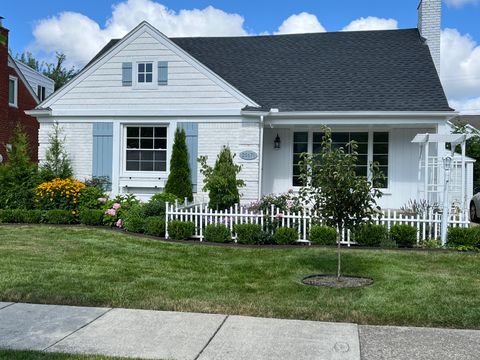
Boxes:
[132,60,157,90]
[121,124,169,178]
[8,75,18,107]
[290,128,391,191]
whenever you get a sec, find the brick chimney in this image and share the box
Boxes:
[418,0,441,74]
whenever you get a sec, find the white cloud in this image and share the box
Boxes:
[449,97,480,113]
[31,0,248,67]
[275,12,326,35]
[444,0,480,8]
[440,28,480,112]
[342,16,398,32]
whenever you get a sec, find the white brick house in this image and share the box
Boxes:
[27,0,472,209]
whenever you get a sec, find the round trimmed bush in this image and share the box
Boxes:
[122,204,147,233]
[23,210,43,224]
[447,227,480,249]
[168,220,195,240]
[234,223,263,245]
[145,217,166,237]
[143,200,166,217]
[309,225,337,245]
[354,224,388,247]
[204,224,231,243]
[79,209,104,226]
[390,224,417,248]
[273,227,298,245]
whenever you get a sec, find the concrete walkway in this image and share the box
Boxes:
[0,302,479,360]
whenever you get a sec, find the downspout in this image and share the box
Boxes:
[258,115,265,199]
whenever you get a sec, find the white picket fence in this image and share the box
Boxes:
[165,202,470,246]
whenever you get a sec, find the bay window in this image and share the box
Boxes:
[125,126,167,172]
[292,130,389,188]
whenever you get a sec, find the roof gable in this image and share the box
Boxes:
[8,54,39,104]
[39,22,258,111]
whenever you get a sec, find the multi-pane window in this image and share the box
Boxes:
[137,62,153,83]
[292,131,389,189]
[125,126,167,172]
[37,85,46,101]
[292,132,308,187]
[373,132,389,188]
[8,76,17,106]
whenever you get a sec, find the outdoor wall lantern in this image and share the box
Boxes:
[274,134,281,150]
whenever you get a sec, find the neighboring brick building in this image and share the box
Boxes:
[0,19,54,163]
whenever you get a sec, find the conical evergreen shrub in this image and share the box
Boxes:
[165,128,193,201]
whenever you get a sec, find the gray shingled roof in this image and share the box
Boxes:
[87,29,453,112]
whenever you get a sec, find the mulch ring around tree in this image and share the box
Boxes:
[302,274,374,288]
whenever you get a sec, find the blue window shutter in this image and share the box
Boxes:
[158,61,168,85]
[122,62,132,86]
[92,123,113,191]
[177,123,198,193]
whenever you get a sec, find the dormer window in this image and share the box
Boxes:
[137,62,153,83]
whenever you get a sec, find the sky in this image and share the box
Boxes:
[3,0,480,113]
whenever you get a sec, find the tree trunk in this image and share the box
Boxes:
[337,225,342,280]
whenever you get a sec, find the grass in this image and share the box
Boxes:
[0,225,479,329]
[0,350,141,359]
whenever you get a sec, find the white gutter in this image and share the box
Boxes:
[24,108,52,117]
[242,110,458,119]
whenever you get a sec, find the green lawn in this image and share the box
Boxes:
[0,225,479,329]
[0,350,140,359]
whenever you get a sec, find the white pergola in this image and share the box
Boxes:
[412,132,474,215]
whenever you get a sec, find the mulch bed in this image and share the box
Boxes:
[302,274,374,288]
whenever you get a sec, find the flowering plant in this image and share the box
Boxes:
[103,194,139,228]
[248,191,302,214]
[35,178,86,211]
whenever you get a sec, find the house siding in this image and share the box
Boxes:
[49,31,246,112]
[15,60,54,99]
[39,122,93,181]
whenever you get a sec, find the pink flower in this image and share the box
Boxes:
[106,208,116,216]
[275,213,284,219]
[112,203,121,210]
[115,219,122,228]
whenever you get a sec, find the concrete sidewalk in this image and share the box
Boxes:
[0,302,479,360]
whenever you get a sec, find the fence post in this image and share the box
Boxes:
[165,202,170,239]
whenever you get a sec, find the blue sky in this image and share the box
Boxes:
[4,0,480,52]
[3,0,480,112]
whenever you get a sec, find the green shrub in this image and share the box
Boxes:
[390,224,417,248]
[22,210,43,224]
[234,223,263,245]
[122,204,147,233]
[168,220,195,240]
[79,209,104,226]
[145,217,166,237]
[204,224,231,243]
[447,227,480,249]
[354,224,388,247]
[150,192,179,204]
[380,237,397,248]
[165,128,193,202]
[0,209,43,223]
[309,225,337,245]
[199,146,245,210]
[0,125,39,210]
[422,239,441,249]
[273,227,298,245]
[78,186,105,211]
[143,200,166,217]
[43,210,77,224]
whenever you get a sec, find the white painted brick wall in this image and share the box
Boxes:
[418,0,441,74]
[197,120,260,204]
[38,122,93,181]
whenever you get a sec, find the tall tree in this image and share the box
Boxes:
[199,146,245,210]
[44,52,78,90]
[298,127,384,279]
[165,128,193,201]
[14,51,78,90]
